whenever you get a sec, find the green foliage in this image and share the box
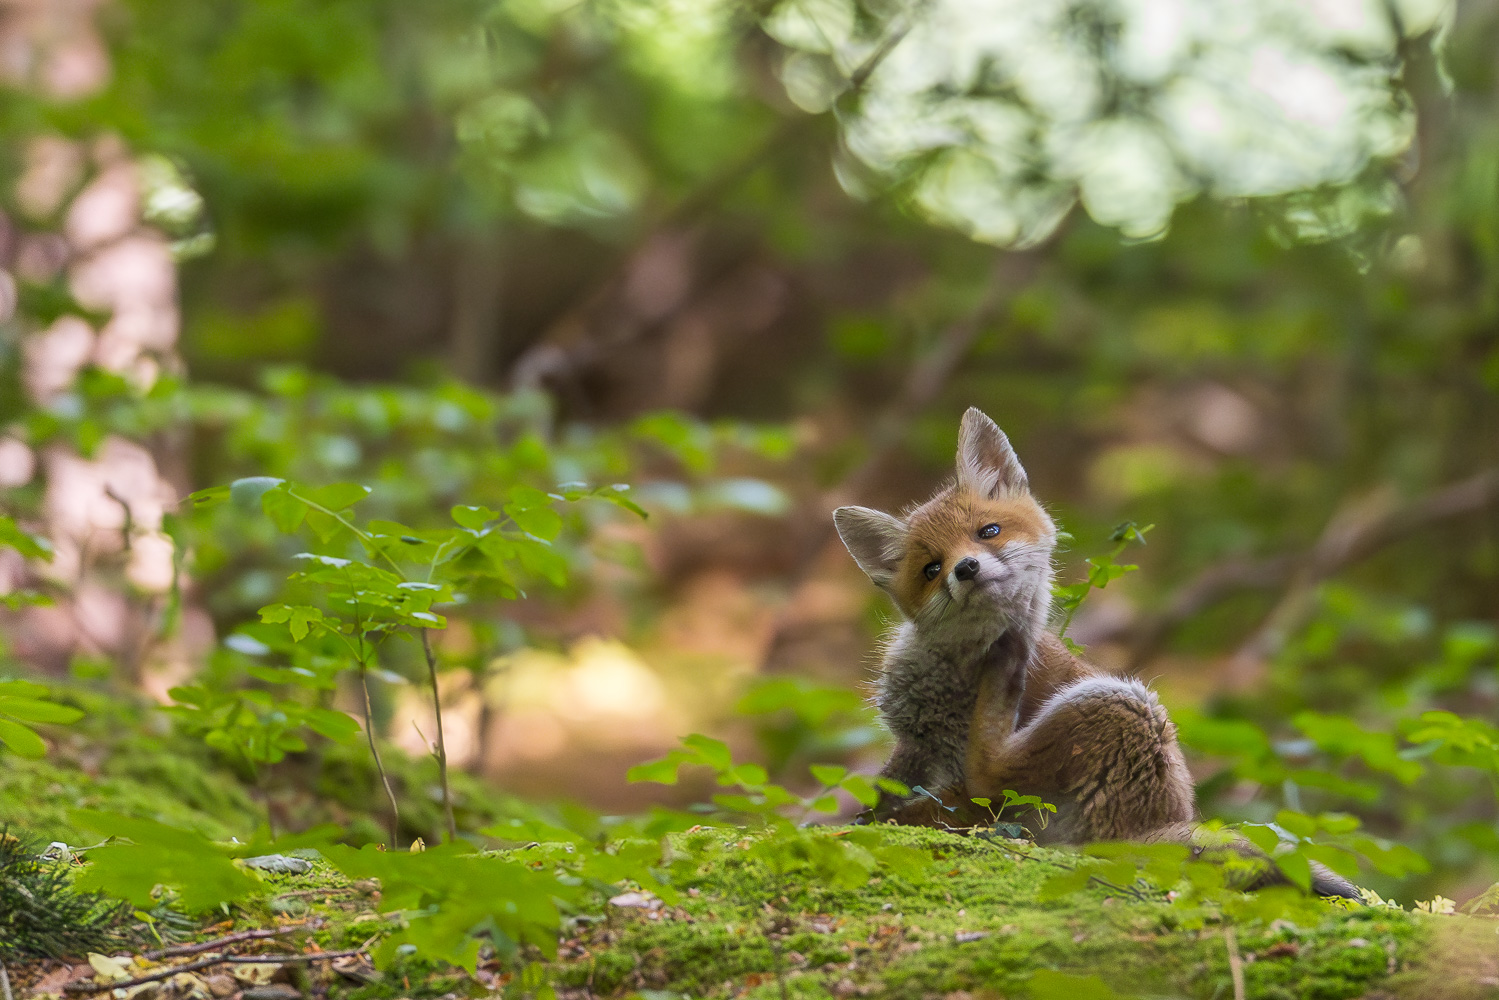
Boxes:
[164,684,359,774]
[323,841,580,972]
[630,734,924,900]
[0,679,84,760]
[70,811,268,913]
[1054,522,1152,650]
[736,675,881,777]
[0,829,131,960]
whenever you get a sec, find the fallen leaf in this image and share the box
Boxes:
[230,963,279,986]
[608,891,662,909]
[87,954,131,983]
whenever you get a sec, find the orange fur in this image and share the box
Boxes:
[888,486,1053,617]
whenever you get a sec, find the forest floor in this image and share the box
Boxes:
[5,823,1498,1000]
[5,727,1499,1000]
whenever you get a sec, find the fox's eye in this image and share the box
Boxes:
[923,561,942,580]
[978,523,1001,539]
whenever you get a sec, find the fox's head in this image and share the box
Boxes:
[834,408,1055,643]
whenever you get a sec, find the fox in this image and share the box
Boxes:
[833,407,1360,899]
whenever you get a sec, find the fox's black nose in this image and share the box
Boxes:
[953,557,980,582]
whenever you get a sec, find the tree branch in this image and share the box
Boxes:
[1100,468,1499,680]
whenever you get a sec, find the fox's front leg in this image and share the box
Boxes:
[870,739,965,824]
[964,630,1030,798]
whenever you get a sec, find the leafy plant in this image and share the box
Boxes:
[0,828,131,960]
[0,680,84,759]
[630,735,922,889]
[184,474,646,845]
[1054,521,1152,651]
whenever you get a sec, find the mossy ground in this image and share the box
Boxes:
[4,721,1495,1000]
[10,825,1496,1000]
[1,712,524,847]
[554,826,1431,1000]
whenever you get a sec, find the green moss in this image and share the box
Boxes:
[547,826,1426,1000]
[0,752,259,843]
[6,816,1471,1000]
[2,689,528,848]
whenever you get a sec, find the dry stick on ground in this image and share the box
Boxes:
[1224,925,1246,1000]
[420,628,458,843]
[1098,467,1499,680]
[63,949,368,995]
[946,819,1158,904]
[144,925,311,960]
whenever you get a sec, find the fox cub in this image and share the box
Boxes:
[834,408,1358,897]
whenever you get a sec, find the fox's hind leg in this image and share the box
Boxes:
[966,673,1196,842]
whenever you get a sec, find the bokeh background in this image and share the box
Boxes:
[2,0,1498,904]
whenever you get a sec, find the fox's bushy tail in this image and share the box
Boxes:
[1143,822,1363,901]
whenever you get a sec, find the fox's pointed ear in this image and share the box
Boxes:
[833,506,907,587]
[957,407,1028,497]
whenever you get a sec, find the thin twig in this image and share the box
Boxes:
[1224,925,1246,1000]
[2,958,14,1000]
[420,629,458,843]
[360,666,401,849]
[971,829,1157,903]
[144,925,308,960]
[1228,469,1499,682]
[64,949,367,994]
[347,587,401,849]
[223,949,365,965]
[1089,467,1499,676]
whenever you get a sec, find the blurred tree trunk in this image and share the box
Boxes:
[448,231,504,385]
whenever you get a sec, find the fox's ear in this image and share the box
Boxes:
[833,506,907,587]
[957,407,1028,497]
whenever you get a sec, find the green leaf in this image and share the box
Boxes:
[1241,824,1280,854]
[1274,851,1312,891]
[0,717,47,758]
[516,540,568,587]
[230,477,284,509]
[261,485,307,533]
[839,774,880,807]
[305,708,360,742]
[725,763,768,787]
[305,482,372,510]
[259,605,325,642]
[451,505,499,529]
[506,485,553,510]
[682,733,733,771]
[505,503,562,540]
[185,484,230,508]
[810,764,847,786]
[627,751,691,785]
[0,516,53,561]
[304,508,346,542]
[594,484,648,519]
[1275,810,1318,839]
[0,696,84,724]
[70,811,261,912]
[1036,868,1094,901]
